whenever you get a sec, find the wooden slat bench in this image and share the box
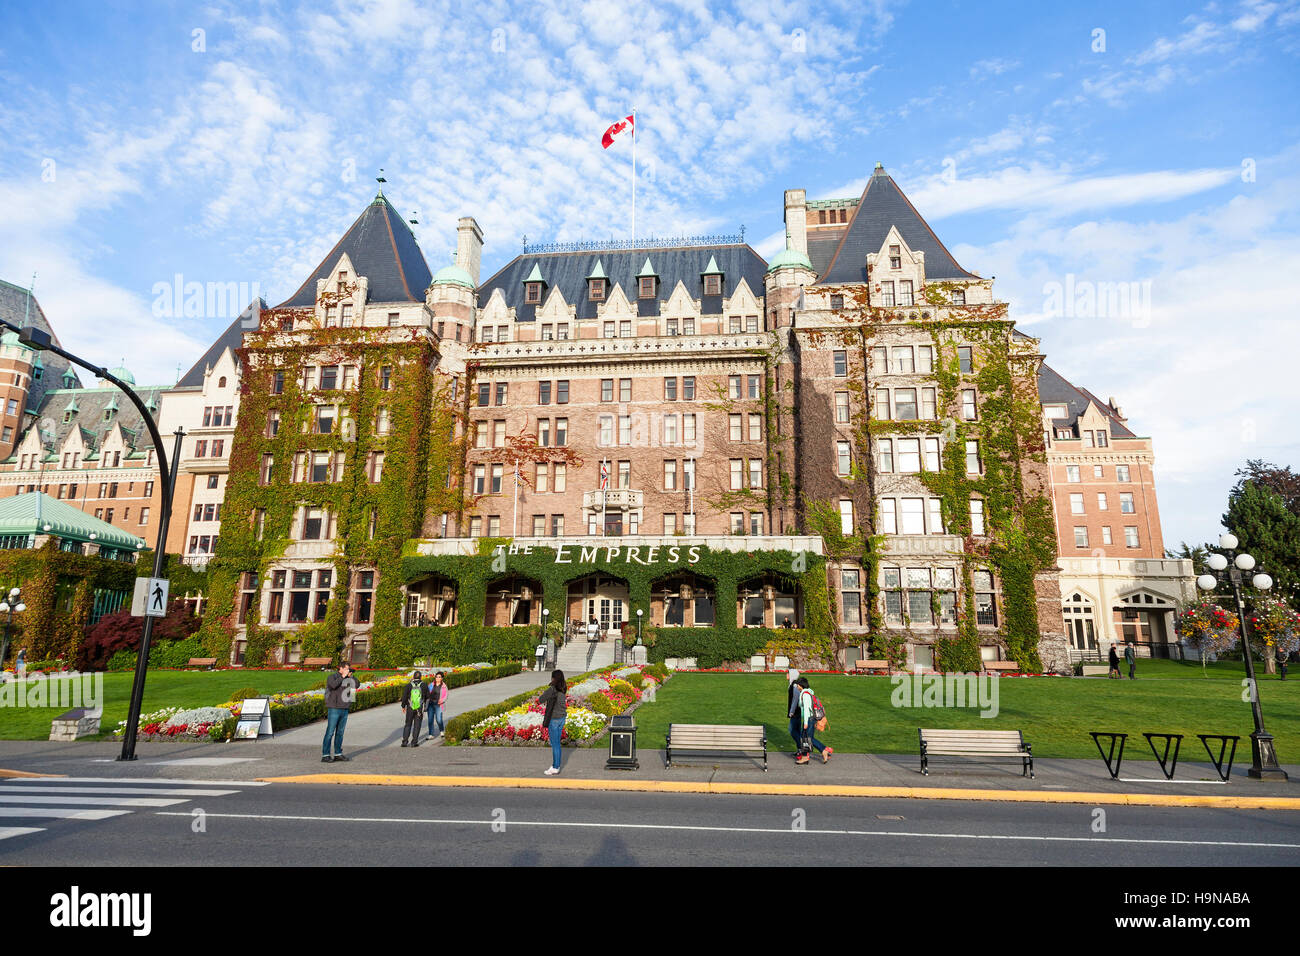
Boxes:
[666,723,767,771]
[919,728,1034,778]
[186,658,218,670]
[982,661,1021,675]
[853,659,891,674]
[303,657,333,670]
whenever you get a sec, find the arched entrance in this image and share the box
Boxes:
[1114,590,1177,658]
[650,572,716,627]
[403,574,458,627]
[566,573,629,641]
[736,572,803,629]
[1063,590,1099,661]
[484,575,543,626]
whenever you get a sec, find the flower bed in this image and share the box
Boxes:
[113,661,522,741]
[458,663,669,747]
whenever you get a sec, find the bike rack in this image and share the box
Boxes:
[1143,732,1184,780]
[1090,731,1128,779]
[1197,734,1240,783]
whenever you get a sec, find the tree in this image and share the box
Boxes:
[1223,479,1300,608]
[78,599,200,670]
[1236,460,1300,516]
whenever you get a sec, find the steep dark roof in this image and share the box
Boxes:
[176,298,263,389]
[276,194,432,308]
[0,279,81,406]
[815,165,978,285]
[1037,363,1137,439]
[478,244,769,320]
[806,234,843,278]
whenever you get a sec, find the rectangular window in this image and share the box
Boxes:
[897,438,920,473]
[664,414,678,444]
[728,375,741,399]
[747,375,760,399]
[495,383,507,406]
[891,346,914,373]
[1098,493,1108,511]
[618,460,631,489]
[555,418,567,446]
[730,512,744,534]
[380,366,392,390]
[730,459,742,490]
[665,377,677,401]
[618,415,631,445]
[961,389,977,421]
[1070,493,1085,515]
[1120,493,1135,514]
[1117,465,1131,482]
[833,351,847,377]
[898,280,914,307]
[750,512,763,535]
[878,438,893,473]
[924,437,941,471]
[970,499,985,535]
[1066,465,1081,483]
[1096,430,1109,447]
[556,380,569,404]
[748,458,762,488]
[619,378,631,402]
[879,498,896,534]
[927,498,944,534]
[1102,526,1113,545]
[601,379,614,402]
[551,515,564,536]
[272,370,285,394]
[921,388,936,420]
[472,465,485,495]
[835,392,850,423]
[900,498,925,535]
[683,414,696,443]
[871,346,888,372]
[894,388,917,420]
[478,384,491,407]
[1074,526,1089,548]
[539,381,551,405]
[664,460,677,490]
[839,499,854,535]
[536,463,549,493]
[532,515,546,536]
[493,420,506,448]
[553,463,566,492]
[682,376,695,400]
[320,365,338,390]
[965,441,981,475]
[958,346,973,374]
[875,388,891,420]
[729,414,742,441]
[916,346,933,373]
[639,276,655,298]
[880,280,895,307]
[538,420,550,448]
[748,413,762,441]
[683,458,695,490]
[490,464,502,494]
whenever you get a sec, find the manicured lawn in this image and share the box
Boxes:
[634,660,1300,761]
[0,669,395,741]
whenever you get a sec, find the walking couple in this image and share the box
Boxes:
[786,669,832,765]
[400,670,450,747]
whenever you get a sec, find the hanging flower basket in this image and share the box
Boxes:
[1176,600,1240,667]
[1249,598,1300,658]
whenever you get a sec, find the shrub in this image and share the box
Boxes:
[609,679,637,699]
[228,687,261,702]
[584,693,618,718]
[643,662,669,682]
[621,671,646,690]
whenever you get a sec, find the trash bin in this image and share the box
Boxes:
[606,713,638,770]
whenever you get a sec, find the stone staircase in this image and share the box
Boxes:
[555,640,616,675]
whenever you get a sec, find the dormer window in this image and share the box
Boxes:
[639,277,656,299]
[324,306,337,327]
[588,279,605,302]
[526,282,543,304]
[337,270,348,290]
[103,408,114,422]
[340,304,353,327]
[889,245,901,269]
[951,289,965,306]
[704,275,721,296]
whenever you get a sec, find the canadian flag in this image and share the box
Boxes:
[601,114,634,149]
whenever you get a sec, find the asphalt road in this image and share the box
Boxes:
[1,777,1297,866]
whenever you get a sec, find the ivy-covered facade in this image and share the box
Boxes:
[199,170,1071,673]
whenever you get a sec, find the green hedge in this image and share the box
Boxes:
[395,627,536,666]
[107,637,206,671]
[650,627,805,669]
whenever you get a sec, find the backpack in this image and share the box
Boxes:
[801,688,826,729]
[408,681,422,710]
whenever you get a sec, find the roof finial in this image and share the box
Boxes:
[409,210,419,226]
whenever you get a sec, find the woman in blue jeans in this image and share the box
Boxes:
[426,671,448,738]
[538,669,567,775]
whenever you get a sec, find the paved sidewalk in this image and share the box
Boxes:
[270,669,550,749]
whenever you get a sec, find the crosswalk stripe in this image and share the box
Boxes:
[0,795,189,808]
[4,776,270,787]
[0,827,45,841]
[0,807,132,820]
[0,786,237,798]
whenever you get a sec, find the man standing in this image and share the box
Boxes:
[400,671,425,747]
[1124,641,1137,681]
[322,662,358,764]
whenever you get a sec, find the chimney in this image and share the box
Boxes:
[455,217,484,287]
[783,189,807,255]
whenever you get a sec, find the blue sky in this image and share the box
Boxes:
[1,0,1298,548]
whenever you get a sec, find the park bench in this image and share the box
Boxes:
[982,661,1020,675]
[665,723,767,771]
[186,658,218,670]
[853,659,891,674]
[919,728,1034,778]
[303,657,333,670]
[1080,664,1111,677]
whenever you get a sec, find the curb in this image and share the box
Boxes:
[255,773,1300,810]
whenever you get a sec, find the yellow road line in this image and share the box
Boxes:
[0,768,63,778]
[255,773,1300,810]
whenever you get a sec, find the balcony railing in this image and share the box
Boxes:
[583,488,644,511]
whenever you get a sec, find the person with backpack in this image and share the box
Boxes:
[426,671,449,738]
[796,676,832,765]
[400,671,425,747]
[538,669,567,775]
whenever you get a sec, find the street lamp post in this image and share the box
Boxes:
[0,587,27,672]
[636,607,643,645]
[1196,532,1288,780]
[0,319,186,762]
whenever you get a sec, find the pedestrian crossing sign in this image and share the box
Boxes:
[130,577,170,618]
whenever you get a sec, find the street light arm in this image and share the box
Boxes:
[0,318,171,494]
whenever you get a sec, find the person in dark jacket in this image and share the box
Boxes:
[322,663,358,763]
[786,669,804,756]
[539,669,567,775]
[1107,645,1121,679]
[1124,641,1137,680]
[400,671,425,747]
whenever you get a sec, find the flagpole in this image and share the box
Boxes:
[626,107,631,243]
[513,462,519,537]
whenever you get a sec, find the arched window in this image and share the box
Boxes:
[1063,592,1097,652]
[218,376,227,388]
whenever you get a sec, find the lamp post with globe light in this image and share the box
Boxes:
[1197,532,1287,780]
[0,587,27,673]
